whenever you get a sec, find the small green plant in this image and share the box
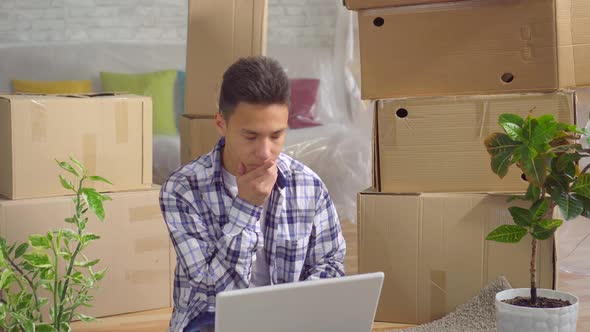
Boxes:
[484,111,590,305]
[0,157,112,331]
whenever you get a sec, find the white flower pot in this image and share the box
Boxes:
[495,288,579,332]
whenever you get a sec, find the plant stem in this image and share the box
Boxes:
[530,236,538,304]
[56,177,85,328]
[6,256,42,322]
[52,238,59,330]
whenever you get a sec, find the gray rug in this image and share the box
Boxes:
[391,276,513,332]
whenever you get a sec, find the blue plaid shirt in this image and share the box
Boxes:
[160,138,346,331]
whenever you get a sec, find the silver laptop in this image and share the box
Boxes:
[214,272,384,332]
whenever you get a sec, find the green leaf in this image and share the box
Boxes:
[508,207,531,227]
[486,225,528,243]
[64,217,76,224]
[501,122,524,141]
[556,153,582,172]
[35,323,58,332]
[484,133,519,178]
[525,184,541,201]
[530,115,559,145]
[89,175,112,185]
[82,234,100,243]
[520,152,548,187]
[499,113,524,127]
[573,173,590,199]
[29,234,51,250]
[55,159,80,178]
[23,252,52,269]
[550,190,583,220]
[75,258,100,268]
[14,243,29,259]
[76,313,96,322]
[69,155,87,175]
[538,219,563,230]
[530,199,549,222]
[12,312,34,332]
[0,269,15,290]
[532,224,558,240]
[59,174,74,191]
[81,188,106,221]
[94,267,107,281]
[60,322,71,332]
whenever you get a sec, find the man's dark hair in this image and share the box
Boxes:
[218,56,290,119]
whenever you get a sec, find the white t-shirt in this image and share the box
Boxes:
[222,167,271,287]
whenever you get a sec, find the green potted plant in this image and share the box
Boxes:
[0,157,111,332]
[484,112,586,332]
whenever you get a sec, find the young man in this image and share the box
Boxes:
[160,56,346,332]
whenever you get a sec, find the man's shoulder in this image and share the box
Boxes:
[278,153,324,186]
[162,153,214,197]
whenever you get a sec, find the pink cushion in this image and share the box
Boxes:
[289,79,322,129]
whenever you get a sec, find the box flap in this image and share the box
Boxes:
[344,0,468,11]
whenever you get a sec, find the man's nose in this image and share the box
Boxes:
[255,138,272,160]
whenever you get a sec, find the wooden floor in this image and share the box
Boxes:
[72,220,589,332]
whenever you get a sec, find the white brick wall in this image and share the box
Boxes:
[0,0,339,48]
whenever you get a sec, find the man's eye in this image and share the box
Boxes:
[271,135,280,140]
[245,136,256,141]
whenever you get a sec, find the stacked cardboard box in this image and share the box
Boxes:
[180,0,268,164]
[0,94,172,318]
[345,0,590,325]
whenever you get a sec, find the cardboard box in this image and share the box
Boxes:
[185,0,267,116]
[374,91,574,193]
[357,0,558,100]
[358,190,556,324]
[0,187,171,318]
[557,0,590,88]
[0,94,153,200]
[344,0,465,10]
[180,115,220,165]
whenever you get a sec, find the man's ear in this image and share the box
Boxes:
[214,113,227,137]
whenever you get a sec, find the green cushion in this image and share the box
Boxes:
[100,70,178,135]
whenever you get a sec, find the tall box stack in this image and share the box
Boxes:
[180,0,267,164]
[0,94,172,318]
[345,0,590,325]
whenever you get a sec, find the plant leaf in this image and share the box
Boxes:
[0,269,15,290]
[573,173,590,199]
[14,243,29,259]
[76,313,96,322]
[538,219,563,230]
[499,113,524,127]
[59,174,74,191]
[484,133,519,178]
[530,199,549,222]
[550,190,583,220]
[29,234,51,250]
[501,122,524,141]
[23,252,52,269]
[75,259,100,268]
[520,151,548,187]
[69,155,87,175]
[12,312,34,332]
[532,224,558,240]
[89,175,112,185]
[35,324,58,332]
[55,159,80,178]
[94,267,107,281]
[81,188,105,221]
[82,234,100,243]
[486,225,528,243]
[508,207,531,227]
[524,184,541,201]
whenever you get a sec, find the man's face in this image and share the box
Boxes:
[215,102,289,174]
